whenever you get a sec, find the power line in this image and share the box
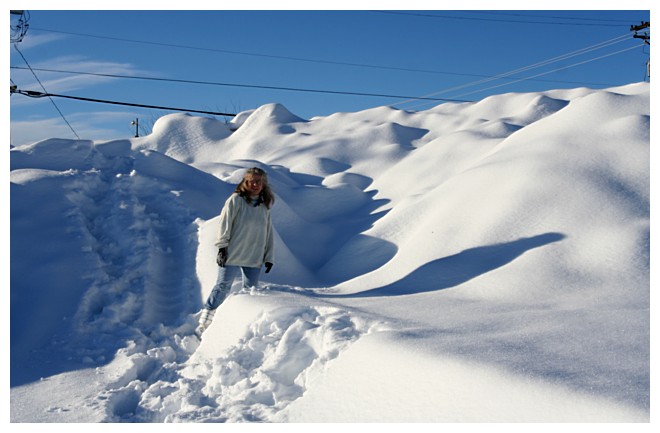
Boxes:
[26,27,615,87]
[450,45,643,99]
[31,26,455,75]
[11,33,639,116]
[10,85,467,116]
[459,10,634,24]
[12,43,80,139]
[372,11,631,27]
[9,66,473,103]
[444,34,632,95]
[15,13,646,122]
[11,88,238,117]
[394,33,637,108]
[402,44,642,111]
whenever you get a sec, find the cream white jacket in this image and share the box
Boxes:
[214,193,274,268]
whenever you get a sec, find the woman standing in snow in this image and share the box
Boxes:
[196,167,275,337]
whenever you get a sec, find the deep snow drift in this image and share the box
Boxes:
[10,83,649,422]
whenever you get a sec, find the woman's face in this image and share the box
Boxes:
[245,174,264,196]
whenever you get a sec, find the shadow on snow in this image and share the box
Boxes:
[322,232,566,298]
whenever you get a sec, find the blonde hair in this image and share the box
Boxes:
[235,167,275,209]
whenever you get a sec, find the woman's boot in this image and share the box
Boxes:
[195,308,215,338]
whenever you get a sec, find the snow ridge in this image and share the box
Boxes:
[67,146,201,333]
[10,141,207,376]
[10,83,649,422]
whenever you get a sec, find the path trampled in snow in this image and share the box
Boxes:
[93,291,384,422]
[65,145,203,333]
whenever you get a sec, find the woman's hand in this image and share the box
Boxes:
[217,247,228,267]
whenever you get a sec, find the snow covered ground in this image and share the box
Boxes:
[9,82,650,423]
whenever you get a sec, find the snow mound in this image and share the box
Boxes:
[142,113,233,162]
[10,83,649,422]
[245,102,306,125]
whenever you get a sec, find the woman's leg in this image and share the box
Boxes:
[204,265,239,310]
[240,266,261,289]
[196,266,239,337]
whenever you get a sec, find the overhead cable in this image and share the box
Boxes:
[458,10,634,24]
[394,33,637,108]
[12,43,80,139]
[11,88,238,116]
[9,66,472,103]
[26,27,614,87]
[372,11,631,27]
[443,34,632,97]
[449,45,644,99]
[403,44,642,110]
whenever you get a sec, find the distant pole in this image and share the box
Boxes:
[131,118,139,137]
[630,21,650,45]
[10,10,30,44]
[630,21,650,81]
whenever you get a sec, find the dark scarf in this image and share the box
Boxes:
[250,195,263,207]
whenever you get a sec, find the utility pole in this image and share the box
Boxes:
[10,10,29,43]
[630,21,650,80]
[131,118,139,137]
[631,21,650,45]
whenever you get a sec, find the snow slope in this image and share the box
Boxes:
[9,83,650,422]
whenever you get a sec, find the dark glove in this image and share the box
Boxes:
[217,247,228,267]
[264,262,273,273]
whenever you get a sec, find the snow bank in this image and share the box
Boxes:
[10,83,649,422]
[276,332,648,423]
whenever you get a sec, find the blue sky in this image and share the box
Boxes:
[8,3,651,146]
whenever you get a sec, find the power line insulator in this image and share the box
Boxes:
[631,21,650,45]
[10,10,30,43]
[630,21,650,32]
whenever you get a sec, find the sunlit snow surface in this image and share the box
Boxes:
[10,83,649,422]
